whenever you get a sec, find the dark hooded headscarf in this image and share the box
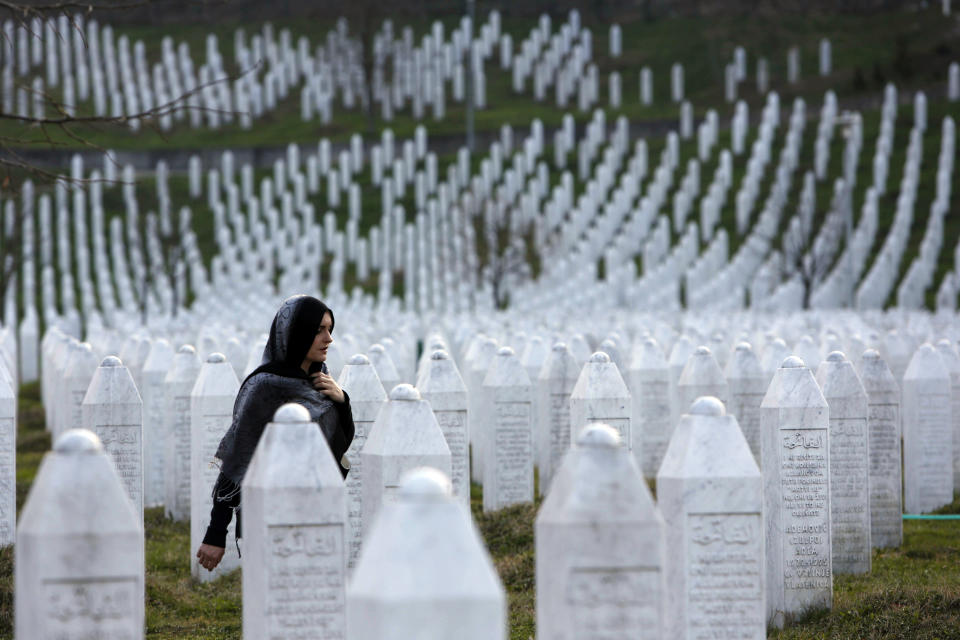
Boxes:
[214,295,353,486]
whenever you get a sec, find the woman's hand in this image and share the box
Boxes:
[197,543,225,571]
[312,371,345,403]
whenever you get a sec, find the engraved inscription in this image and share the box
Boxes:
[687,513,763,639]
[639,380,670,475]
[868,403,901,545]
[730,393,763,459]
[566,567,660,639]
[202,414,231,490]
[0,417,13,545]
[549,392,572,469]
[435,410,468,499]
[344,420,370,565]
[43,577,139,639]
[495,401,532,507]
[829,417,870,570]
[915,393,951,507]
[172,395,191,516]
[97,425,141,512]
[267,524,345,639]
[780,429,831,594]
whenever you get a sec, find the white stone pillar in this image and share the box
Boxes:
[762,356,831,628]
[934,339,960,493]
[82,355,144,519]
[16,429,144,639]
[190,352,240,581]
[569,351,632,453]
[859,349,901,549]
[0,367,13,546]
[902,343,953,513]
[536,341,579,494]
[360,384,451,539]
[163,345,201,522]
[338,353,387,567]
[725,342,766,463]
[537,423,665,638]
[816,351,871,574]
[243,404,347,638]
[658,397,764,640]
[417,349,469,506]
[348,468,506,640]
[629,336,672,478]
[482,347,533,512]
[141,338,173,509]
[677,345,728,412]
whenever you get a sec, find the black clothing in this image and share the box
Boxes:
[202,295,353,549]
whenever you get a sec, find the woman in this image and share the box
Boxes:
[196,294,355,571]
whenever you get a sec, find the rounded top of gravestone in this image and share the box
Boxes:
[825,351,846,363]
[79,342,93,353]
[735,341,753,352]
[781,355,805,369]
[273,403,311,423]
[589,351,611,364]
[862,348,880,361]
[918,342,936,355]
[178,344,197,355]
[694,345,712,356]
[600,339,616,349]
[206,352,226,364]
[552,341,568,352]
[431,350,449,361]
[54,428,103,454]
[100,355,122,367]
[390,383,421,401]
[576,423,622,448]
[497,346,515,357]
[399,467,452,500]
[689,396,725,416]
[369,343,385,354]
[936,338,953,349]
[348,354,371,365]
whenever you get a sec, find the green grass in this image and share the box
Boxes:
[4,380,960,639]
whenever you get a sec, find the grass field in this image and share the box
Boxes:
[2,382,960,639]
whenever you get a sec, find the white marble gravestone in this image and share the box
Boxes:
[902,343,953,513]
[190,352,241,581]
[537,423,666,639]
[761,356,832,628]
[536,341,579,494]
[658,397,764,640]
[16,429,144,640]
[725,342,766,463]
[482,346,534,512]
[163,345,201,522]
[417,349,470,506]
[367,343,401,392]
[82,355,144,518]
[0,369,13,546]
[359,384,451,539]
[859,349,902,549]
[677,345,728,411]
[348,467,506,640]
[141,338,173,508]
[934,339,960,493]
[243,403,347,639]
[337,353,387,567]
[629,336,672,478]
[62,341,98,443]
[816,351,871,575]
[569,351,632,454]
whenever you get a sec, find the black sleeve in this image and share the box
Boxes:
[202,472,241,547]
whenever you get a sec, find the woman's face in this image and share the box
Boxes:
[305,312,334,363]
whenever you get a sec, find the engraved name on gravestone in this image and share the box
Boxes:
[628,337,672,478]
[725,342,766,463]
[141,338,174,509]
[537,424,666,639]
[483,347,534,512]
[417,350,470,506]
[762,356,832,628]
[859,349,902,549]
[243,404,347,639]
[338,353,387,567]
[816,352,871,574]
[902,343,953,514]
[16,430,144,640]
[81,356,144,518]
[658,397,764,640]
[536,341,579,494]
